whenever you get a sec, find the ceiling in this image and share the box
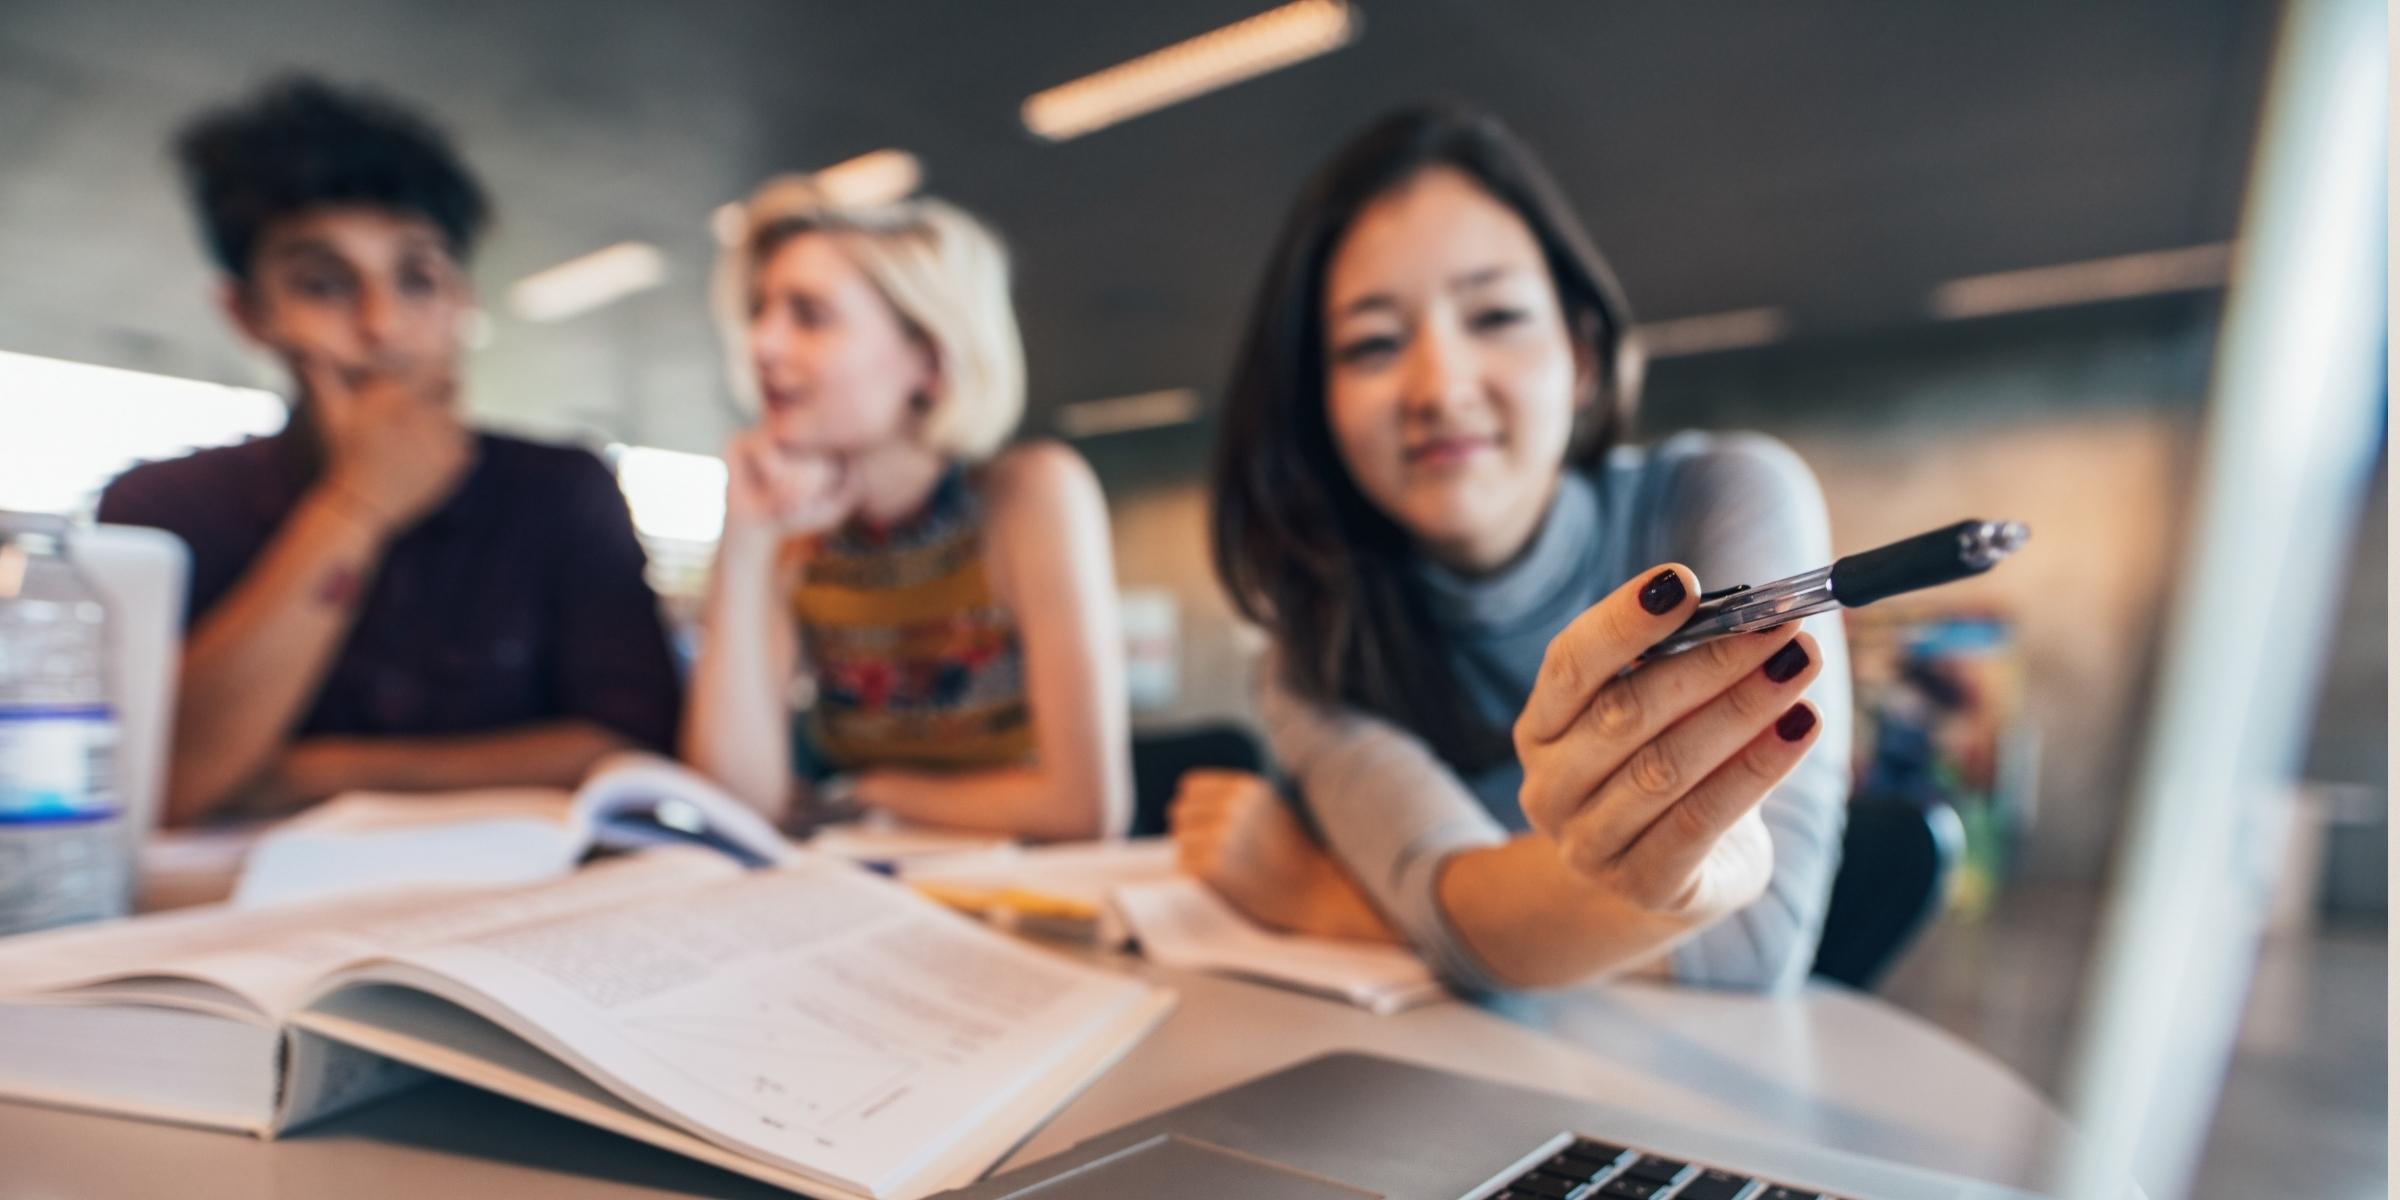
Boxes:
[0,0,2277,456]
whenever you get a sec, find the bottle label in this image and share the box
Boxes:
[0,705,120,825]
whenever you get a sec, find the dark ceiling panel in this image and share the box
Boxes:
[0,0,2275,448]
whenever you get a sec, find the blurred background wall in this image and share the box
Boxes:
[0,0,2378,893]
[2,3,2386,1194]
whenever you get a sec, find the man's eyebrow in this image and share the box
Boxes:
[260,238,343,263]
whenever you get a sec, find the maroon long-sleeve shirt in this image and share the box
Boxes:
[96,419,683,753]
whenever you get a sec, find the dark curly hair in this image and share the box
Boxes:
[172,75,491,280]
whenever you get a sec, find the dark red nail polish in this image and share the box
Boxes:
[1639,569,1686,614]
[1763,640,1810,683]
[1776,705,1817,742]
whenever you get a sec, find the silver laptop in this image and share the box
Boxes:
[934,1051,2042,1200]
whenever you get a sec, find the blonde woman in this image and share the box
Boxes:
[683,178,1130,840]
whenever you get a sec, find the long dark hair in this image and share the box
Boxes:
[1210,104,1641,771]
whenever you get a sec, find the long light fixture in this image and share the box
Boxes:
[1022,0,1359,142]
[814,148,922,207]
[710,202,748,248]
[1930,243,2233,320]
[1056,388,1202,438]
[508,241,667,323]
[1632,306,1790,358]
[709,148,924,248]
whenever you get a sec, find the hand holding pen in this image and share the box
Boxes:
[1515,565,1826,920]
[1640,519,2031,662]
[1514,518,2027,918]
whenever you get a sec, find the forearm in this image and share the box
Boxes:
[1435,835,1728,989]
[1254,849,1406,944]
[858,766,1110,842]
[166,491,386,824]
[237,720,631,813]
[681,539,797,818]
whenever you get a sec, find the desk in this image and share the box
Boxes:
[0,953,2072,1198]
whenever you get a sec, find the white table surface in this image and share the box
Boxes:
[0,949,2073,1199]
[0,834,2077,1197]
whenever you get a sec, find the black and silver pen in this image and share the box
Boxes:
[1640,518,2031,662]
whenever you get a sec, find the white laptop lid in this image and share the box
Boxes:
[73,523,187,838]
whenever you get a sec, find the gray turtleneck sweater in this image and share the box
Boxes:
[1263,431,1852,992]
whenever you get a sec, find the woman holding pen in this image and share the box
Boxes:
[1171,106,1853,991]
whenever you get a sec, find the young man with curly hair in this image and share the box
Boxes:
[99,77,681,823]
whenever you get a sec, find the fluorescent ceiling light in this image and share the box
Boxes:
[1930,243,2233,320]
[1057,388,1202,438]
[709,148,922,248]
[608,444,727,543]
[814,148,922,207]
[1023,0,1358,142]
[711,203,747,248]
[508,242,667,323]
[1633,307,1790,358]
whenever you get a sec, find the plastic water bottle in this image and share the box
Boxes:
[0,513,128,936]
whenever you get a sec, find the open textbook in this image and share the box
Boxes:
[232,753,793,908]
[231,753,1018,911]
[0,849,1175,1200]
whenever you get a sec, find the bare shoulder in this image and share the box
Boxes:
[978,440,1106,530]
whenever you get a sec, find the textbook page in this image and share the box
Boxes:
[0,848,740,1017]
[342,855,1165,1198]
[299,977,1173,1200]
[571,752,793,867]
[234,789,579,908]
[232,752,792,909]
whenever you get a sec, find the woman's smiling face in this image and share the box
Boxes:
[1320,165,1592,574]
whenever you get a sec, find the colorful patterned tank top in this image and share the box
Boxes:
[788,468,1034,769]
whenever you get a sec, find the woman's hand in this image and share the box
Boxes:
[719,428,861,561]
[1514,564,1824,922]
[1170,769,1399,942]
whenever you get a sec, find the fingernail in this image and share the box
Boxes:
[1763,639,1810,683]
[1776,705,1817,742]
[1639,569,1687,614]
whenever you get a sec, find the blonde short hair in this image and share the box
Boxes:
[714,175,1026,461]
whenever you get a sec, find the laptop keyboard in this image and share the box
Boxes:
[1481,1136,1856,1200]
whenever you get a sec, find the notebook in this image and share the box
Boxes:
[1111,877,1447,1015]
